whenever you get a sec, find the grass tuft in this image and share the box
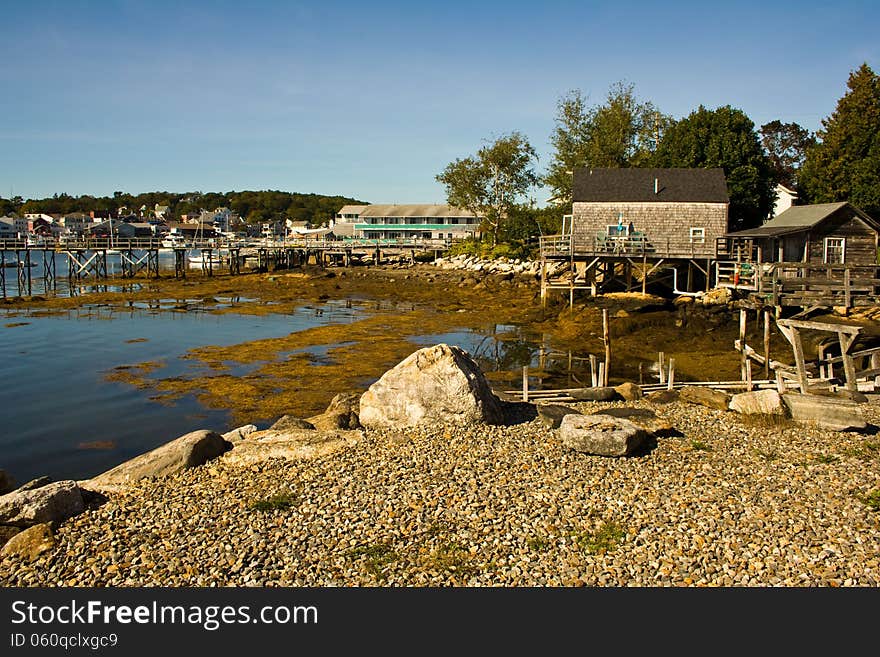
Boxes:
[249,492,297,512]
[574,520,625,555]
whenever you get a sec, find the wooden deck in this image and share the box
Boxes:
[717,261,880,309]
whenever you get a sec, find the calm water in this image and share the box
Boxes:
[0,300,364,484]
[0,300,552,485]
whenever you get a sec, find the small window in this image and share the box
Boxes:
[689,227,705,243]
[824,237,845,264]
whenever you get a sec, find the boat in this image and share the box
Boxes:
[161,234,188,249]
[187,252,225,267]
[25,234,47,247]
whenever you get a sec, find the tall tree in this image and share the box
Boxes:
[652,105,774,231]
[799,63,880,218]
[544,83,672,206]
[436,132,539,243]
[759,120,816,190]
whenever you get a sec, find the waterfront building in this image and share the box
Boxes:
[338,204,481,240]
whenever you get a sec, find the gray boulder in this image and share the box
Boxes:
[646,389,679,404]
[614,382,643,401]
[729,389,786,415]
[536,404,581,429]
[222,424,259,442]
[592,407,674,436]
[559,414,649,457]
[1,523,56,561]
[569,387,619,402]
[307,393,362,431]
[17,476,52,492]
[359,344,504,428]
[680,386,731,411]
[0,480,84,528]
[222,428,361,467]
[782,394,867,431]
[86,430,230,491]
[269,416,315,432]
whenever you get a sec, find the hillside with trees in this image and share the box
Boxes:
[1,190,367,226]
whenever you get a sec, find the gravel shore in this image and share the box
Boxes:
[2,397,879,587]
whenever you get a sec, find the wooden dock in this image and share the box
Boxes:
[0,236,449,297]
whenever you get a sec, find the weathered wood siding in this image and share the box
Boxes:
[570,201,728,256]
[805,210,878,265]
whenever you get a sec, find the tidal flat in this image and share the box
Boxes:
[6,261,866,429]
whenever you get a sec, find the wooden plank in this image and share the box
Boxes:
[776,319,863,335]
[789,326,810,393]
[838,332,858,392]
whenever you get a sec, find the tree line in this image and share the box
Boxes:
[437,62,880,245]
[0,190,367,227]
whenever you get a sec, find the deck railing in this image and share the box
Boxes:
[0,236,453,251]
[717,261,880,306]
[539,233,716,258]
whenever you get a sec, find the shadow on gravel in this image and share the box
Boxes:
[498,401,538,426]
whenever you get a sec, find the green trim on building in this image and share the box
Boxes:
[354,223,474,231]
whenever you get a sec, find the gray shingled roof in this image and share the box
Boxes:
[359,204,477,218]
[726,202,879,237]
[572,168,729,203]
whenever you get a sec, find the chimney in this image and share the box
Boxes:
[654,178,659,194]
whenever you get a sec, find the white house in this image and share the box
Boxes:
[773,184,798,218]
[0,216,17,237]
[342,204,481,240]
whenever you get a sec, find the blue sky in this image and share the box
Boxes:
[1,0,877,205]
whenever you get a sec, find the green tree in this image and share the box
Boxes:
[544,83,672,206]
[759,120,816,190]
[436,132,539,243]
[652,105,774,231]
[799,63,880,217]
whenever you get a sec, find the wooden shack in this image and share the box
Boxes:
[569,167,729,257]
[723,202,879,266]
[539,168,730,301]
[719,202,880,310]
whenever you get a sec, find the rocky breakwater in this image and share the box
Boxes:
[2,344,880,586]
[431,254,541,281]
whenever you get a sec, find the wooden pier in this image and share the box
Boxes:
[0,236,450,297]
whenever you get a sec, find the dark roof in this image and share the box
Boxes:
[572,168,728,203]
[726,202,879,237]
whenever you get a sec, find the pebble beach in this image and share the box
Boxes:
[2,396,879,587]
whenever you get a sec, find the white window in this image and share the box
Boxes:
[824,237,845,263]
[689,227,705,243]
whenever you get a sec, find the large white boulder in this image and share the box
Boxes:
[359,344,505,428]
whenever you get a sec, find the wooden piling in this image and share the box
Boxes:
[589,354,598,387]
[775,369,786,394]
[602,308,611,386]
[658,352,665,385]
[522,365,529,402]
[667,357,675,390]
[763,309,771,380]
[739,309,747,383]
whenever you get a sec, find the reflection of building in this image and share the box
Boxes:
[346,204,481,240]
